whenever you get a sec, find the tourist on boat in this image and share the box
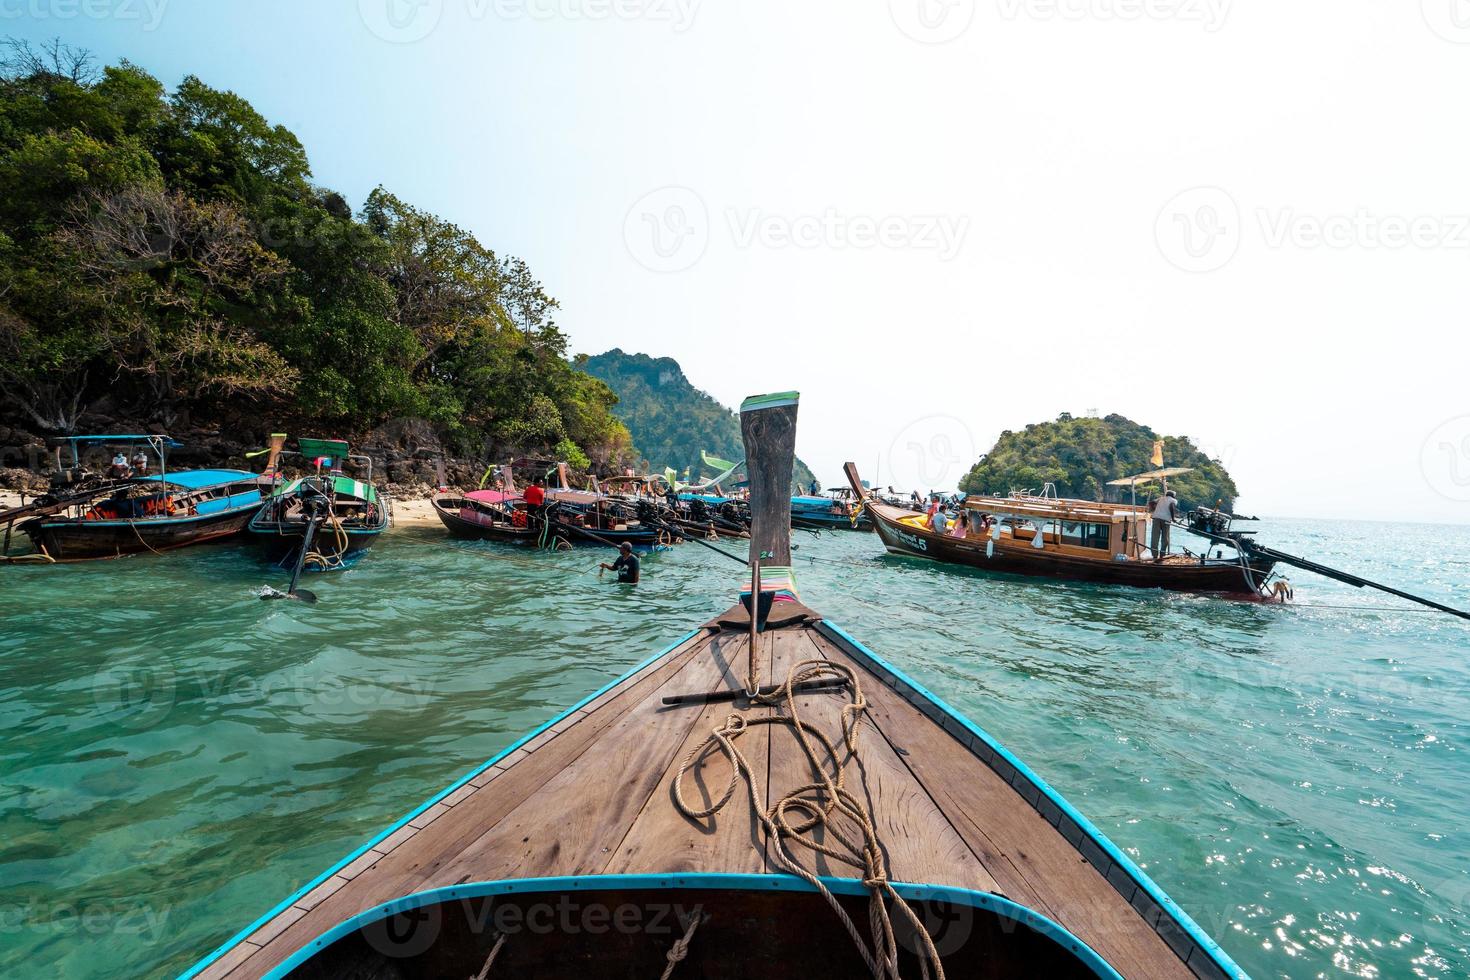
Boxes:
[600,541,640,583]
[951,510,969,538]
[930,505,949,535]
[107,453,130,479]
[130,451,149,475]
[1151,490,1180,559]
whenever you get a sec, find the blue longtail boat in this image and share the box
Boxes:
[180,393,1245,980]
[14,436,265,561]
[790,487,871,531]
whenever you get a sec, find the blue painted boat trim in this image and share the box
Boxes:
[258,873,1124,980]
[178,629,704,980]
[817,619,1248,980]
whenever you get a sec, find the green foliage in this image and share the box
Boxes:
[958,413,1239,512]
[0,44,632,473]
[579,350,818,491]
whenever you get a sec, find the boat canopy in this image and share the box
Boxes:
[271,475,377,503]
[143,468,257,490]
[331,476,375,503]
[465,489,518,504]
[54,434,183,448]
[962,493,1145,523]
[298,437,351,461]
[546,489,601,506]
[1106,466,1195,486]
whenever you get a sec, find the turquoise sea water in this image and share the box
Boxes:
[1,517,1468,979]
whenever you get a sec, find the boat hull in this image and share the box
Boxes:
[22,506,260,561]
[432,497,540,544]
[552,520,666,548]
[869,502,1273,594]
[278,879,1112,980]
[249,524,384,566]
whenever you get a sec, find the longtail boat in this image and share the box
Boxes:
[248,439,389,571]
[432,489,539,544]
[791,487,871,531]
[182,392,1245,980]
[848,464,1277,595]
[8,436,265,561]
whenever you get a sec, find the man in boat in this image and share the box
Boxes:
[1151,489,1181,560]
[599,541,640,583]
[523,478,546,511]
[930,503,949,535]
[108,453,130,479]
[130,450,150,476]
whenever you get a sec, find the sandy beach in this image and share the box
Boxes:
[390,495,439,529]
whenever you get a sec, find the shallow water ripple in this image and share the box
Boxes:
[0,518,1466,978]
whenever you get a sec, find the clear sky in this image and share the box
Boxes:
[9,1,1470,521]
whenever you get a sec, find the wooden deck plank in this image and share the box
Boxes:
[842,642,1193,979]
[421,641,732,885]
[224,632,716,979]
[798,630,1000,894]
[603,631,771,876]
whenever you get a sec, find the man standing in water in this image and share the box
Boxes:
[1151,489,1180,560]
[600,542,640,583]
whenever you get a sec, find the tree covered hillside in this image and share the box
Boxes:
[0,42,631,469]
[959,413,1239,511]
[579,350,818,490]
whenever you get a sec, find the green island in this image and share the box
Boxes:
[960,413,1240,511]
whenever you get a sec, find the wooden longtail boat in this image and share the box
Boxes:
[18,469,265,561]
[432,490,540,544]
[848,465,1276,595]
[545,489,668,548]
[182,393,1246,980]
[3,435,264,562]
[248,440,389,571]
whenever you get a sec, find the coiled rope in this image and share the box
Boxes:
[671,658,945,980]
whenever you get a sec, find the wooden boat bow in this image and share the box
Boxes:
[183,394,1246,980]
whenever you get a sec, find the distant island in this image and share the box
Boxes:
[580,350,818,491]
[959,414,1240,512]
